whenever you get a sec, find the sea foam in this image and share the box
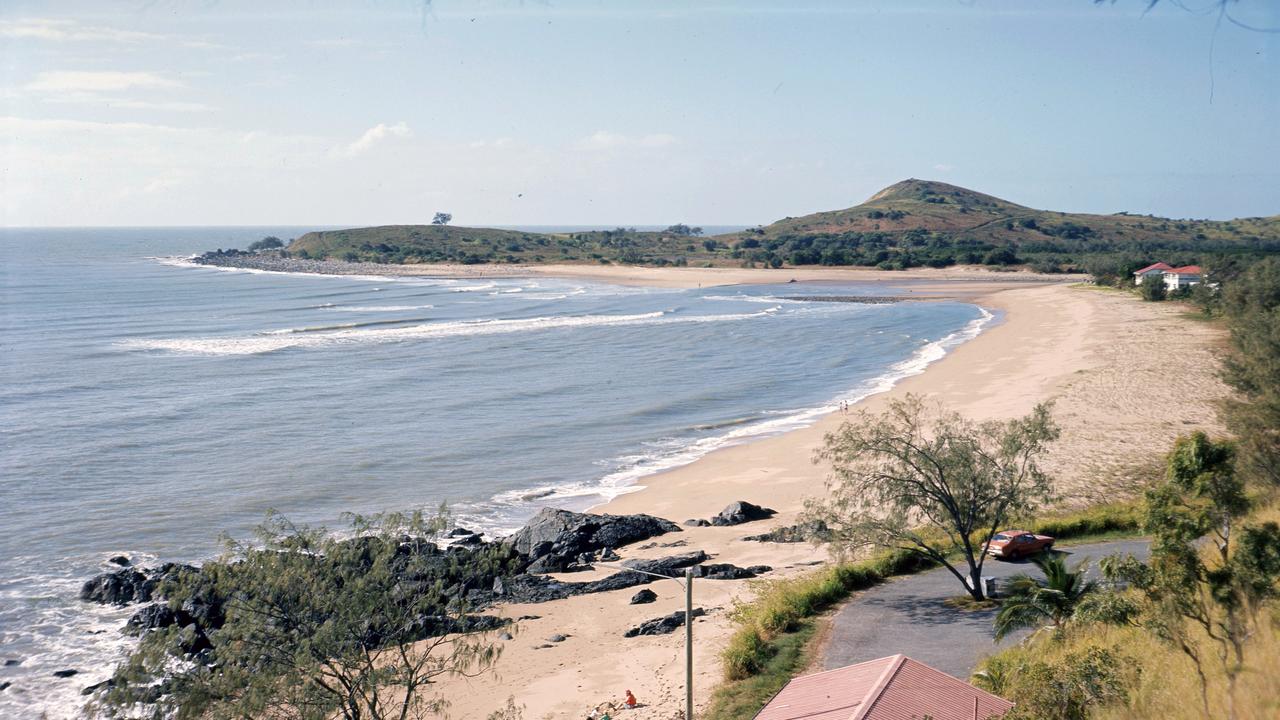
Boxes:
[119,307,780,356]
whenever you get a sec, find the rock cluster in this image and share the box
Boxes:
[624,608,707,637]
[685,501,776,528]
[506,508,681,573]
[742,519,833,543]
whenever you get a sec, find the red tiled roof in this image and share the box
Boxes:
[1168,265,1203,275]
[1134,262,1174,274]
[754,655,1014,720]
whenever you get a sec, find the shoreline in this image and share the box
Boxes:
[184,252,1089,291]
[426,277,1228,719]
[134,255,1227,718]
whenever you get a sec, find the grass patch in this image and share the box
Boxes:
[704,621,817,720]
[704,501,1146,720]
[1026,502,1144,543]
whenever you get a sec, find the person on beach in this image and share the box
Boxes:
[624,689,637,709]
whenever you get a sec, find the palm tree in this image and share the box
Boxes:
[993,553,1099,641]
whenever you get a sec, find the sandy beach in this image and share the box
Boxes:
[423,268,1227,719]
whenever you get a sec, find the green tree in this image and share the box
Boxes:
[1103,432,1280,720]
[1138,276,1167,301]
[1221,257,1280,487]
[248,236,284,251]
[807,395,1060,601]
[94,511,514,720]
[432,212,452,225]
[993,553,1099,640]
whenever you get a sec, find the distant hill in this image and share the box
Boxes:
[280,180,1280,278]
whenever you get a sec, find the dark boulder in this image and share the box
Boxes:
[742,520,832,543]
[79,564,199,606]
[683,519,710,527]
[79,569,154,605]
[4,659,20,667]
[621,551,708,577]
[447,527,476,537]
[0,681,10,692]
[623,608,706,637]
[507,508,681,573]
[630,589,658,604]
[547,634,568,643]
[82,679,114,696]
[710,501,776,527]
[125,604,193,635]
[108,555,131,567]
[697,563,767,580]
[174,623,213,657]
[53,669,79,678]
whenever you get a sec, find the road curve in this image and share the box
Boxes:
[820,538,1151,679]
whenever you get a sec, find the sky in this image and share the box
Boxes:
[1,0,1276,227]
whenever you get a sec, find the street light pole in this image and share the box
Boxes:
[685,566,694,720]
[592,561,696,719]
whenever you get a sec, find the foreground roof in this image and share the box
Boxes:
[1168,265,1203,274]
[754,654,1014,720]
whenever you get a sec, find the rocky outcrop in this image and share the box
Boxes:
[742,519,833,543]
[624,608,706,637]
[507,508,681,573]
[621,551,708,577]
[79,564,197,606]
[630,589,658,604]
[710,501,776,526]
[125,604,191,635]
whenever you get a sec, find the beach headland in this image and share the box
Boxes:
[406,268,1227,719]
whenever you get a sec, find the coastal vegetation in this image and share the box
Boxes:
[708,259,1280,720]
[806,396,1060,601]
[93,510,518,720]
[972,266,1280,719]
[705,503,1146,720]
[251,180,1280,274]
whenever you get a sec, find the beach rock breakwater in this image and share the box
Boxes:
[67,506,776,704]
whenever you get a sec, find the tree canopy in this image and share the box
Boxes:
[94,510,517,720]
[806,395,1060,600]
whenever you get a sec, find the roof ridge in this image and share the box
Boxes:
[849,654,905,720]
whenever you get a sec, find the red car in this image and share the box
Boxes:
[985,530,1055,560]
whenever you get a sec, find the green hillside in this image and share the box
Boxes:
[721,179,1280,276]
[286,224,721,267]
[281,180,1280,277]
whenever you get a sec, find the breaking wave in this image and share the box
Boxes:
[119,307,781,356]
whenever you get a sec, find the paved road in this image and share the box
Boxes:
[821,539,1151,679]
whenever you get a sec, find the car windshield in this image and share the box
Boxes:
[993,534,1010,542]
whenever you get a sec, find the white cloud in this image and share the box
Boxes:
[26,71,183,93]
[343,122,413,156]
[0,18,162,43]
[933,163,954,172]
[578,130,677,150]
[468,137,513,149]
[0,18,228,49]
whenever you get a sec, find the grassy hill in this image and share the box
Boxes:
[286,224,721,267]
[281,180,1280,278]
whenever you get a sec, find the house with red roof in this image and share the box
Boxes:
[754,654,1013,720]
[1133,262,1204,292]
[1133,262,1173,285]
[1162,265,1203,291]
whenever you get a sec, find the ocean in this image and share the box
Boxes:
[0,226,993,718]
